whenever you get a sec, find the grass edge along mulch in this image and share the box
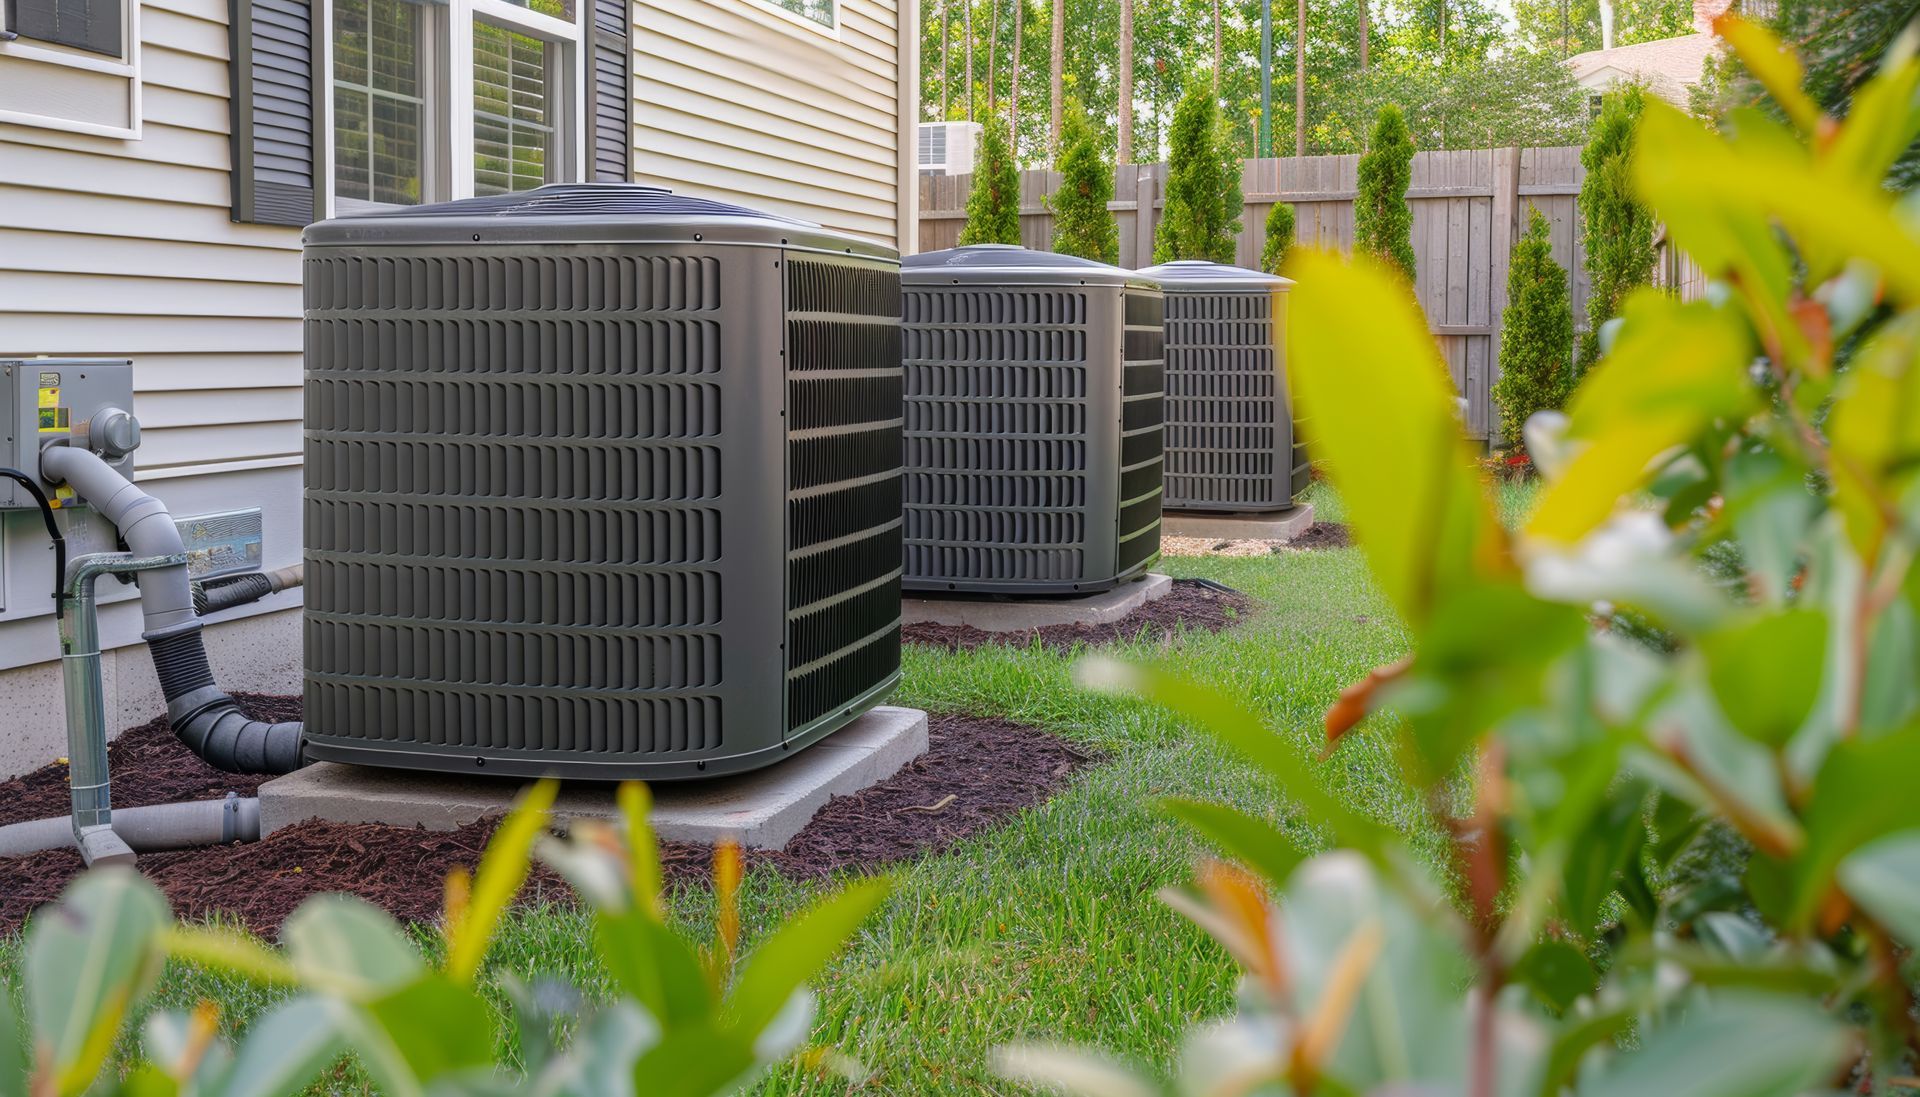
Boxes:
[902,575,1257,652]
[0,710,1096,938]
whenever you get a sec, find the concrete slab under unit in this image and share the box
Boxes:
[901,572,1172,632]
[256,706,929,850]
[1162,504,1315,542]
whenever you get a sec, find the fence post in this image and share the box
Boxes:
[1486,145,1522,447]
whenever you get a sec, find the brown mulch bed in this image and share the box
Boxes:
[903,577,1254,652]
[1286,522,1351,550]
[0,709,1093,937]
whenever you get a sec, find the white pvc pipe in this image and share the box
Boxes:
[0,796,261,859]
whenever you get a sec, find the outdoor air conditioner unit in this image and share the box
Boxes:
[300,184,904,780]
[917,121,983,175]
[901,244,1164,595]
[1134,260,1307,511]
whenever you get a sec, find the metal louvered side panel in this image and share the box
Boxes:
[303,249,731,764]
[1117,289,1165,577]
[784,258,904,734]
[902,287,1100,591]
[1161,289,1297,511]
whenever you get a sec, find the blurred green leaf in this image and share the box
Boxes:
[0,981,25,1097]
[1837,830,1920,945]
[219,996,350,1097]
[1724,448,1820,608]
[1574,994,1848,1097]
[1562,782,1646,934]
[724,877,887,1041]
[595,909,714,1028]
[994,1045,1162,1097]
[629,1026,758,1097]
[1790,729,1920,929]
[1699,610,1827,747]
[1827,313,1920,561]
[281,896,422,1001]
[24,868,169,1094]
[363,974,496,1084]
[1162,799,1307,887]
[1821,47,1920,187]
[447,778,557,985]
[1717,17,1820,134]
[1511,941,1595,1014]
[1286,250,1506,629]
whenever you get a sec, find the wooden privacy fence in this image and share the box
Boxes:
[919,146,1596,444]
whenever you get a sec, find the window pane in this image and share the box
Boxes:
[757,0,834,28]
[473,22,553,196]
[498,0,575,21]
[334,0,426,205]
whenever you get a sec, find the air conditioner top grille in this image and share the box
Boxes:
[1133,259,1295,292]
[304,184,896,261]
[906,245,1158,289]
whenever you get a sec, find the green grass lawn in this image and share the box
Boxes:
[33,479,1551,1093]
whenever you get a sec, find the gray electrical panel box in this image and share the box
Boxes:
[0,359,137,508]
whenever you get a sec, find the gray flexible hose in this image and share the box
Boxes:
[196,564,303,616]
[40,446,306,774]
[0,796,261,859]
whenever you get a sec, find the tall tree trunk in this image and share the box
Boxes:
[1358,0,1368,70]
[988,0,1000,112]
[1010,0,1023,152]
[1293,0,1305,156]
[1050,0,1064,147]
[1213,0,1222,88]
[1118,0,1134,163]
[940,0,951,119]
[966,0,975,119]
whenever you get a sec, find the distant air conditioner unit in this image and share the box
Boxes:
[900,245,1165,595]
[918,121,983,175]
[301,184,905,780]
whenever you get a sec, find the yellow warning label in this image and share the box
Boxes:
[38,386,58,409]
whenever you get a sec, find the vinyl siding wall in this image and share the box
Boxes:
[628,0,911,248]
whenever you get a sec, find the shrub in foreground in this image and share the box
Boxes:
[1004,25,1920,1097]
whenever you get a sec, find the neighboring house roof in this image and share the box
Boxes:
[1566,32,1720,106]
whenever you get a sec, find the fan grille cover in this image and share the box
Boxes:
[301,186,902,779]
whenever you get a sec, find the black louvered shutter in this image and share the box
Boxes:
[229,0,320,226]
[590,0,630,182]
[5,0,123,56]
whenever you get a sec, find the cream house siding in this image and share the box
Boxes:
[629,0,910,246]
[0,0,306,769]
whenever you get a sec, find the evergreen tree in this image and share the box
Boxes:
[1261,201,1296,274]
[1491,206,1575,450]
[959,115,1023,246]
[1048,97,1118,263]
[1576,85,1656,372]
[1153,78,1243,263]
[1354,103,1416,283]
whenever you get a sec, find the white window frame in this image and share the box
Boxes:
[734,0,839,42]
[322,0,586,217]
[0,0,142,139]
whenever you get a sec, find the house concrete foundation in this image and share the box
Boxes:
[1161,504,1315,542]
[902,572,1172,632]
[257,705,929,850]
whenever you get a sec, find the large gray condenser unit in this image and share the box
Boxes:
[301,185,904,779]
[1135,260,1306,512]
[901,245,1164,594]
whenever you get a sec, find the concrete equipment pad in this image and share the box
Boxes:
[257,706,929,850]
[902,572,1172,631]
[1162,504,1315,542]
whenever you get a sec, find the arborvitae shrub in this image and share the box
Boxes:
[959,115,1022,246]
[1354,104,1417,283]
[1261,202,1296,274]
[1048,97,1118,263]
[1152,78,1243,264]
[1490,206,1575,449]
[1577,85,1656,372]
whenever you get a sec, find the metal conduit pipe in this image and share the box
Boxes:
[40,445,306,775]
[0,795,260,859]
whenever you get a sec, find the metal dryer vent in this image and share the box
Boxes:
[901,245,1165,595]
[300,185,904,779]
[1134,260,1306,512]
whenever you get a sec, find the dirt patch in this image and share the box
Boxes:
[0,693,297,828]
[1160,523,1351,557]
[0,711,1093,937]
[903,577,1252,652]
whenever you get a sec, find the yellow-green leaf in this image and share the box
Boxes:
[1826,313,1920,561]
[1285,250,1504,627]
[445,778,557,985]
[1716,16,1820,134]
